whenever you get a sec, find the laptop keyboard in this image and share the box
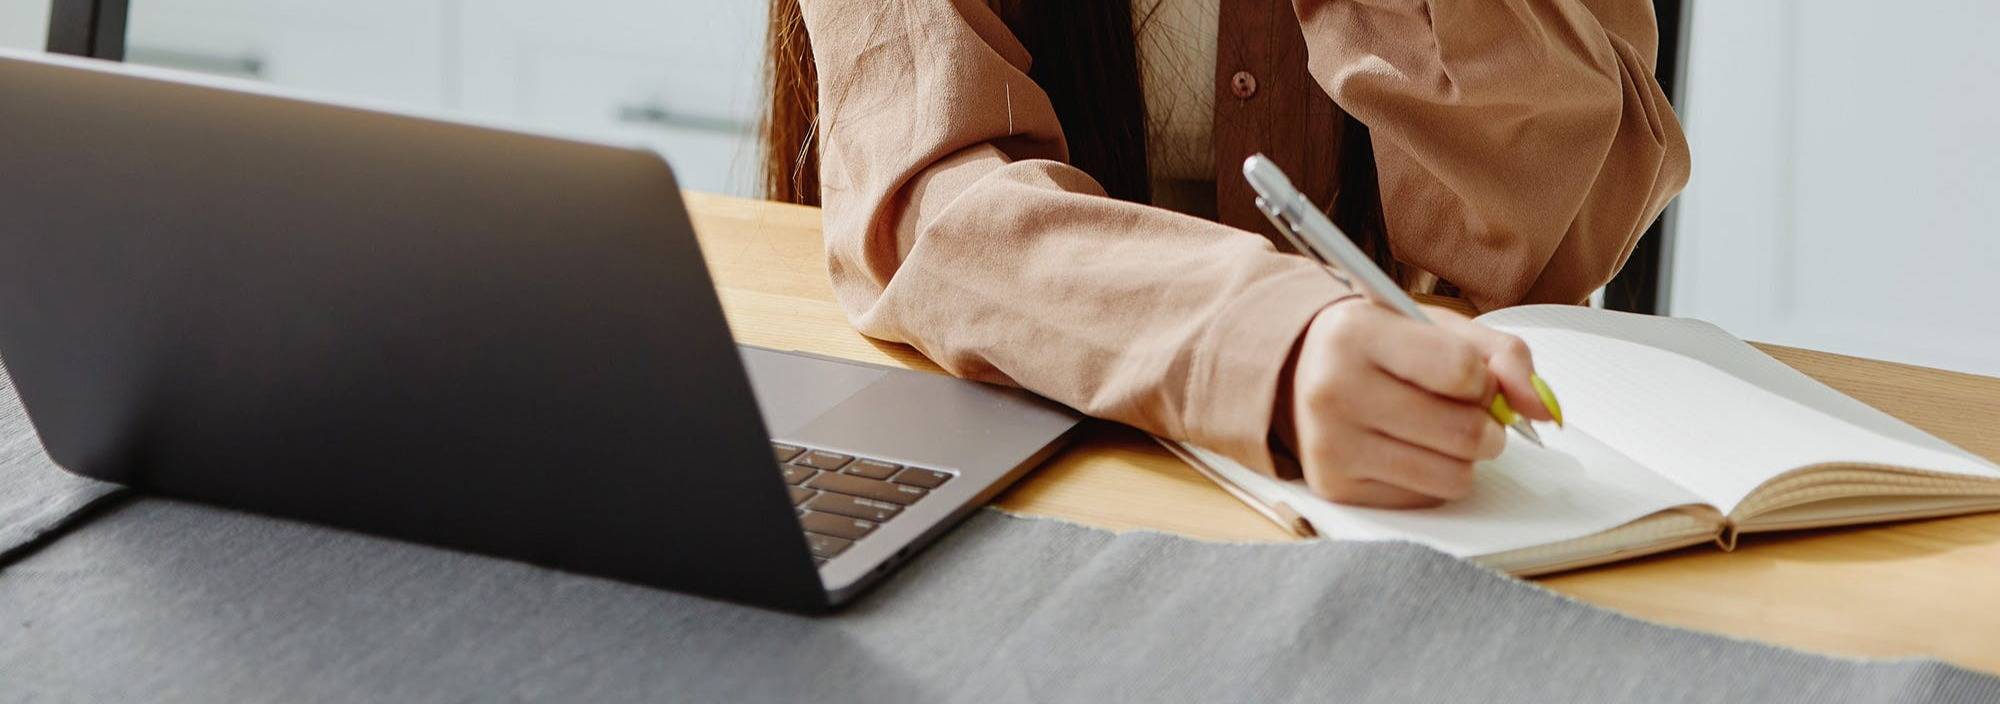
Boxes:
[772,442,954,568]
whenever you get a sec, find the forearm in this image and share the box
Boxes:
[805,0,1349,473]
[838,147,1345,475]
[1294,0,1691,309]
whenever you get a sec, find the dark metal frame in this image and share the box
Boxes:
[45,0,128,59]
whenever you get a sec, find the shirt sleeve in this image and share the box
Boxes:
[1293,0,1692,310]
[801,0,1351,475]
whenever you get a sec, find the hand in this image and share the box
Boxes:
[1273,299,1556,508]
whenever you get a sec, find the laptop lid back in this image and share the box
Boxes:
[0,52,827,611]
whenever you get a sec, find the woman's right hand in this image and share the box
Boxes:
[1273,299,1556,508]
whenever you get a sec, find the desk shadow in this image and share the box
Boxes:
[860,336,945,373]
[1544,514,2000,585]
[1727,512,2000,565]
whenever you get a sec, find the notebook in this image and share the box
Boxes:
[1171,305,2000,576]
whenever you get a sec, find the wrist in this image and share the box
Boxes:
[1269,333,1305,479]
[1267,294,1362,479]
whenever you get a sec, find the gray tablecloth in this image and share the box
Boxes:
[3,499,1997,703]
[0,364,121,563]
[3,360,1998,703]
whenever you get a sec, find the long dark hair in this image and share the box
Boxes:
[763,0,1152,206]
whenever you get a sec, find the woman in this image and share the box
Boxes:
[762,0,1689,508]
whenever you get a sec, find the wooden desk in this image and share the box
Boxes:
[685,192,2000,674]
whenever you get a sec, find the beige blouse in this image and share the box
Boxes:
[798,0,1690,476]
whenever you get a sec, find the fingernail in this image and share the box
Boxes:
[1488,395,1519,427]
[1531,374,1564,427]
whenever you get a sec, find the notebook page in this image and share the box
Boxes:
[1482,306,1978,456]
[1183,425,1703,558]
[1479,306,2000,513]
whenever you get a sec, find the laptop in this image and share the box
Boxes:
[0,49,1082,612]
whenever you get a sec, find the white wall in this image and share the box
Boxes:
[0,0,50,50]
[121,0,766,196]
[453,0,766,196]
[1670,1,2000,377]
[127,0,457,105]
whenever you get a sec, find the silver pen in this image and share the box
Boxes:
[1243,154,1545,447]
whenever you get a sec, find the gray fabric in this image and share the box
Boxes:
[2,355,1995,701]
[0,362,122,562]
[2,498,1996,704]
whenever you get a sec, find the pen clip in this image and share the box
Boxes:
[1255,195,1352,289]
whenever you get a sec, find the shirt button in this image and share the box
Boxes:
[1230,70,1258,99]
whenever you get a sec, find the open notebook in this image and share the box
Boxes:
[1172,305,2000,576]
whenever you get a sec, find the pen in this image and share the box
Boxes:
[1156,438,1318,539]
[1242,154,1551,447]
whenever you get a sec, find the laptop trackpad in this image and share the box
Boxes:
[739,346,889,436]
[786,370,1077,471]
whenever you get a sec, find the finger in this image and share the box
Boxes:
[1347,431,1478,500]
[1340,368,1505,462]
[1433,315,1553,422]
[1306,475,1447,509]
[1348,306,1492,402]
[1292,419,1454,508]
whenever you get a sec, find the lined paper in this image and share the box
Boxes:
[1182,305,2000,562]
[1482,306,2000,513]
[1186,425,1702,558]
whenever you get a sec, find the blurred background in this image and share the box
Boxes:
[0,0,764,195]
[2,0,1995,377]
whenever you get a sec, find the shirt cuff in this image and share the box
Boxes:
[1181,262,1352,477]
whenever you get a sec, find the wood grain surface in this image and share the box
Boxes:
[685,192,2000,674]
